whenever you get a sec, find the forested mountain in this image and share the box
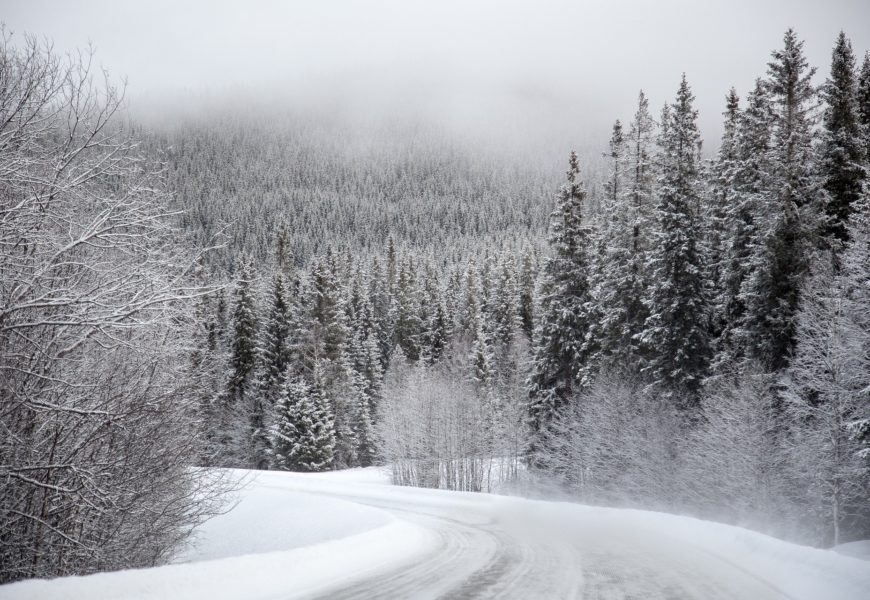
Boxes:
[154,115,581,271]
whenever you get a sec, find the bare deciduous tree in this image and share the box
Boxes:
[0,31,226,583]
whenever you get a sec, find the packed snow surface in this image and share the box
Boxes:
[834,540,870,562]
[2,467,869,599]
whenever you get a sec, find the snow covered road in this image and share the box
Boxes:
[3,468,869,600]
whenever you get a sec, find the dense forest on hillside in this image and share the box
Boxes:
[154,116,581,270]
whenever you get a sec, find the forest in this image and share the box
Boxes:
[1,24,869,584]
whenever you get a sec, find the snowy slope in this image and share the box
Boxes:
[2,468,869,600]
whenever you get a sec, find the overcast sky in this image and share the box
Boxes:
[3,0,869,153]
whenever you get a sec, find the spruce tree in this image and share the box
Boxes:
[604,120,626,206]
[627,90,657,224]
[228,261,259,402]
[858,53,870,161]
[219,258,260,465]
[640,75,711,401]
[272,370,336,472]
[715,80,774,370]
[460,262,483,335]
[286,274,318,381]
[472,316,496,388]
[741,29,822,372]
[274,220,295,273]
[311,247,349,363]
[528,152,599,437]
[419,265,448,362]
[259,272,293,400]
[308,248,358,468]
[394,257,423,361]
[708,88,741,304]
[821,32,865,243]
[368,256,394,369]
[492,254,519,351]
[517,249,536,341]
[348,377,375,467]
[595,106,652,372]
[342,272,385,467]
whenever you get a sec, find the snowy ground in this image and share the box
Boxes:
[834,540,870,562]
[2,467,869,599]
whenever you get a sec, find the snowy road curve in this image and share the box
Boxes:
[3,468,868,600]
[285,476,808,600]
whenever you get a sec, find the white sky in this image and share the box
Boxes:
[2,0,869,152]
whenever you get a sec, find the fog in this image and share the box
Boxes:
[4,0,869,153]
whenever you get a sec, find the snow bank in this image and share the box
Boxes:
[175,468,391,562]
[0,467,434,600]
[0,519,434,600]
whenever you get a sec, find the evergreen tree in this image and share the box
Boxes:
[386,236,398,292]
[640,75,711,401]
[345,323,377,467]
[604,120,626,206]
[308,248,358,468]
[858,53,870,162]
[479,251,495,333]
[528,152,599,437]
[287,274,318,381]
[460,262,483,335]
[517,249,536,341]
[595,106,652,372]
[342,270,385,467]
[715,80,774,369]
[821,32,865,243]
[394,257,423,361]
[740,29,821,373]
[226,257,260,463]
[419,264,448,362]
[344,265,367,339]
[443,266,462,338]
[708,88,741,307]
[274,220,295,273]
[215,287,229,345]
[471,316,496,388]
[626,90,657,224]
[368,256,394,369]
[492,254,520,351]
[259,271,293,401]
[311,247,349,363]
[272,369,336,472]
[353,329,385,466]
